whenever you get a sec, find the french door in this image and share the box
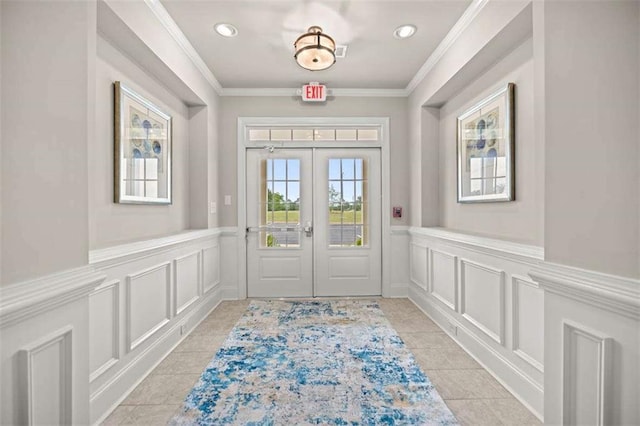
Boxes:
[246,148,381,297]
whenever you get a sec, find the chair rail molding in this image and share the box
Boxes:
[89,229,222,268]
[409,227,544,264]
[0,266,106,329]
[529,262,640,320]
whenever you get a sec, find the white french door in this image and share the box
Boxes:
[246,148,381,297]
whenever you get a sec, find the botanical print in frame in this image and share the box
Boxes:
[457,83,514,203]
[114,81,172,204]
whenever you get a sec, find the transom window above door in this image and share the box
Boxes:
[247,127,379,142]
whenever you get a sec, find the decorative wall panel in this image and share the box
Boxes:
[126,263,171,351]
[202,244,220,293]
[89,280,120,381]
[460,259,505,344]
[562,322,612,425]
[410,243,428,290]
[18,327,73,425]
[174,252,201,315]
[429,249,457,311]
[511,276,543,371]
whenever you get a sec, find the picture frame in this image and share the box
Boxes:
[457,83,515,203]
[114,81,172,204]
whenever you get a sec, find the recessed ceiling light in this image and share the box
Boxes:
[393,24,416,39]
[214,23,238,38]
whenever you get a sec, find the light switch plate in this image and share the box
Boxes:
[210,201,216,214]
[224,195,232,205]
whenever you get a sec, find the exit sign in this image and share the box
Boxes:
[301,82,326,102]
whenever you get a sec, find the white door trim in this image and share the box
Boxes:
[236,116,391,299]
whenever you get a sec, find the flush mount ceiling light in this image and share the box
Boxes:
[393,24,416,39]
[294,26,336,71]
[214,23,238,37]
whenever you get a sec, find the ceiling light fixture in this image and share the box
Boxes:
[294,26,336,71]
[393,24,416,39]
[214,23,238,38]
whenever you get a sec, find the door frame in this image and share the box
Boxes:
[236,117,391,298]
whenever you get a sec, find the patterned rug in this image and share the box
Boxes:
[170,300,458,425]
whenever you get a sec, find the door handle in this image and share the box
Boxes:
[303,221,313,237]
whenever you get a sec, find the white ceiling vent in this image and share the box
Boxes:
[335,45,348,59]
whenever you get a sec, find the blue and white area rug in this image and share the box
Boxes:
[170,300,458,425]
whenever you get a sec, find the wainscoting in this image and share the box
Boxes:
[87,229,230,424]
[0,229,232,425]
[1,267,106,425]
[408,227,545,420]
[530,262,640,425]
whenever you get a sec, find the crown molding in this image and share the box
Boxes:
[144,0,486,98]
[220,87,409,97]
[405,0,490,95]
[143,0,223,94]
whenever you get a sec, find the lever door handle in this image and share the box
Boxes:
[303,221,313,237]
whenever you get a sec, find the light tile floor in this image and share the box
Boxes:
[103,298,541,425]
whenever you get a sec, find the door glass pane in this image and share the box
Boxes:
[327,157,368,247]
[261,158,301,248]
[287,159,300,180]
[273,159,286,180]
[328,159,341,180]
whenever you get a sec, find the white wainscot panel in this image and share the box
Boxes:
[512,276,544,371]
[174,252,201,315]
[126,263,171,351]
[429,249,457,311]
[260,257,301,280]
[563,322,613,426]
[18,327,73,425]
[329,256,369,279]
[89,280,119,381]
[410,243,428,290]
[202,244,220,294]
[460,259,505,344]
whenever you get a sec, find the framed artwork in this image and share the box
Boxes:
[457,83,515,203]
[114,81,172,204]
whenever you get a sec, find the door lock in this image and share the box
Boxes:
[303,221,313,237]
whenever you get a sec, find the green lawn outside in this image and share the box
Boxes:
[267,210,363,224]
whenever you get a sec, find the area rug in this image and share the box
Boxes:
[170,300,458,425]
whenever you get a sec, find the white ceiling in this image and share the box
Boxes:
[159,0,472,90]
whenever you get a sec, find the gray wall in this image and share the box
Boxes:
[219,96,409,227]
[437,38,542,245]
[1,1,95,284]
[90,37,191,249]
[543,1,639,278]
[408,0,531,229]
[1,0,221,285]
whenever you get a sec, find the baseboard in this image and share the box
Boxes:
[409,283,544,421]
[386,283,409,298]
[90,285,223,425]
[220,283,240,300]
